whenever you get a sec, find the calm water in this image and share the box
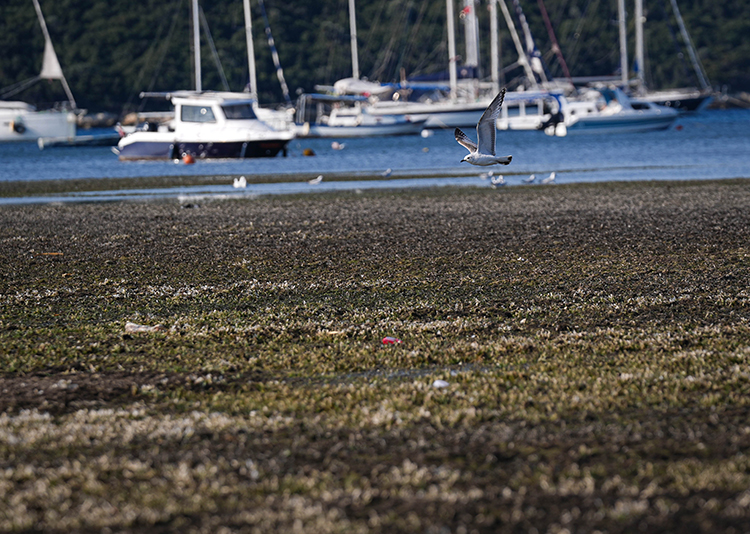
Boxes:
[1,109,748,203]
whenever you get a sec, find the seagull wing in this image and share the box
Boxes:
[454,128,477,153]
[476,88,506,156]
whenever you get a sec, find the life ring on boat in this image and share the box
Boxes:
[10,119,26,134]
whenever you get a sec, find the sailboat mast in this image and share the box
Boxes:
[490,0,499,95]
[498,0,537,89]
[348,0,359,79]
[192,0,202,91]
[243,0,258,98]
[617,0,628,86]
[463,0,479,76]
[634,0,645,92]
[446,0,458,101]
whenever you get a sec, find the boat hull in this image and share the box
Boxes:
[117,138,289,161]
[638,92,713,112]
[566,112,678,135]
[297,121,425,138]
[370,102,488,129]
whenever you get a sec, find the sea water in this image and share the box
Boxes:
[0,108,748,204]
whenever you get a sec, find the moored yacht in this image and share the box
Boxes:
[115,91,294,161]
[561,87,679,135]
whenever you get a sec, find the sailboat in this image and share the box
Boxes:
[0,0,77,142]
[294,0,428,137]
[629,0,713,111]
[115,0,294,160]
[367,0,495,129]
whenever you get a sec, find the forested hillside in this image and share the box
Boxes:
[1,0,748,114]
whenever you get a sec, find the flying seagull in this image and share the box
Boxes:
[455,88,513,166]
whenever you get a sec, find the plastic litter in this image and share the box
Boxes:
[382,336,402,345]
[125,322,163,333]
[432,379,449,388]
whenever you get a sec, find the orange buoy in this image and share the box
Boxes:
[182,153,195,164]
[303,148,315,157]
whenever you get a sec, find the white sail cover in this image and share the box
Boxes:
[333,77,391,96]
[39,37,64,80]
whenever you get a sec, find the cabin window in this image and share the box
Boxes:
[181,105,216,123]
[222,103,258,120]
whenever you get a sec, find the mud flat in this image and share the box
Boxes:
[1,179,749,533]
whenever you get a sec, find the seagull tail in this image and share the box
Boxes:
[499,155,512,165]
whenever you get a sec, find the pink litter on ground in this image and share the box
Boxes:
[382,336,402,345]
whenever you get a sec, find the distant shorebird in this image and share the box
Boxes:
[308,175,323,185]
[233,176,247,188]
[455,88,513,167]
[381,168,392,177]
[479,170,493,180]
[490,175,505,186]
[541,171,556,184]
[331,141,345,150]
[523,174,536,183]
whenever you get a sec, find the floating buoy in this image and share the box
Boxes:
[303,148,316,156]
[182,153,195,164]
[675,124,684,131]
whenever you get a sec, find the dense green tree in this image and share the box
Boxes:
[1,0,747,114]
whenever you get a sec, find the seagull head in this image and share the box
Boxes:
[461,155,471,163]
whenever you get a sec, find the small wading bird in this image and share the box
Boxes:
[455,88,513,167]
[490,175,505,186]
[541,171,556,184]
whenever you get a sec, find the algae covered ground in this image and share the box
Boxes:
[1,180,750,533]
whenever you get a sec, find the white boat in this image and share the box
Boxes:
[116,1,294,160]
[560,87,678,135]
[295,94,426,138]
[368,96,490,129]
[0,0,77,142]
[1,101,75,142]
[116,91,294,160]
